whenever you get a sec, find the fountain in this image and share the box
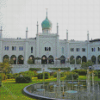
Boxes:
[23,68,100,100]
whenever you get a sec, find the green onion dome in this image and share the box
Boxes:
[41,14,52,30]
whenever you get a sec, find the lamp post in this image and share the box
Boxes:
[43,57,45,89]
[42,57,45,96]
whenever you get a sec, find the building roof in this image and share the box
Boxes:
[89,39,100,42]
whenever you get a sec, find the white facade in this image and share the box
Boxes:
[0,13,100,73]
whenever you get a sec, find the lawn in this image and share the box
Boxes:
[0,74,100,100]
[0,77,56,100]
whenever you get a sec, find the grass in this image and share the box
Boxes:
[0,77,56,100]
[0,74,100,100]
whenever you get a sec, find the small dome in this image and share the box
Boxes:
[41,11,52,30]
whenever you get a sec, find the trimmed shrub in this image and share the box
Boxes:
[65,72,78,80]
[15,75,32,83]
[13,73,19,78]
[98,71,100,78]
[60,72,64,77]
[53,72,57,77]
[48,67,70,71]
[73,69,87,75]
[29,68,41,71]
[17,71,38,77]
[37,72,50,79]
[6,73,13,79]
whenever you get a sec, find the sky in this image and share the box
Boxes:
[0,0,100,40]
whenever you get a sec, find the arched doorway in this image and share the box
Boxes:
[60,55,65,64]
[91,56,96,64]
[3,55,9,62]
[18,55,24,64]
[41,55,47,64]
[11,55,16,64]
[82,56,87,63]
[48,55,54,64]
[98,55,100,64]
[70,56,75,64]
[28,55,35,64]
[76,56,81,64]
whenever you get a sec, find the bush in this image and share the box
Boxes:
[6,73,13,79]
[60,72,64,77]
[73,69,87,75]
[0,73,7,80]
[29,68,41,71]
[0,75,2,87]
[13,73,19,78]
[53,72,57,77]
[48,67,70,71]
[65,72,78,80]
[37,72,50,79]
[98,71,100,78]
[17,71,38,77]
[15,75,32,83]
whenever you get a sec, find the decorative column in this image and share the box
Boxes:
[0,26,2,62]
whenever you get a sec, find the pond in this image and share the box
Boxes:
[23,81,100,100]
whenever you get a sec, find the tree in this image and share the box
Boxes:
[0,62,11,74]
[0,58,14,74]
[81,60,93,69]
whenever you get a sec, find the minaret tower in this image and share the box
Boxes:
[26,27,28,39]
[57,23,59,35]
[87,30,90,61]
[66,29,68,42]
[37,21,39,35]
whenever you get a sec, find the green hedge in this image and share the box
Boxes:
[53,72,57,77]
[98,71,100,78]
[13,71,38,78]
[6,73,13,79]
[48,67,70,71]
[65,72,78,80]
[60,72,64,77]
[15,75,32,83]
[73,69,87,75]
[37,72,50,79]
[29,68,41,71]
[13,73,19,78]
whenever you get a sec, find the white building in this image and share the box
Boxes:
[0,11,100,73]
